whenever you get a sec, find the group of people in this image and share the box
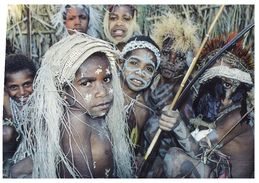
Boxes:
[3,4,254,178]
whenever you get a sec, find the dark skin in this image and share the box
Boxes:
[163,108,254,178]
[121,48,157,145]
[60,54,114,178]
[108,5,134,51]
[65,6,89,35]
[161,69,254,177]
[4,70,34,178]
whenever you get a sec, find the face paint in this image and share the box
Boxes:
[67,54,114,117]
[105,168,111,178]
[106,68,111,75]
[122,48,157,91]
[108,88,113,94]
[160,49,187,79]
[81,72,85,78]
[95,65,103,75]
[84,93,92,102]
[221,77,240,107]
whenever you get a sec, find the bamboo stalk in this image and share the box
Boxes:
[144,5,225,161]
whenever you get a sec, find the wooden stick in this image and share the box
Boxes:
[144,5,225,160]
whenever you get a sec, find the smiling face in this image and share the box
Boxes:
[65,6,89,34]
[65,53,114,117]
[5,69,34,105]
[122,48,157,91]
[108,5,134,43]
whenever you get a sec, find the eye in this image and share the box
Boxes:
[9,86,18,91]
[67,16,74,21]
[123,15,132,21]
[104,77,111,83]
[23,82,32,88]
[109,15,117,21]
[223,82,232,89]
[146,66,155,73]
[79,15,87,20]
[80,81,92,87]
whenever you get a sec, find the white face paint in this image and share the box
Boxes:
[84,93,92,102]
[108,88,113,95]
[95,65,103,75]
[106,68,111,75]
[122,48,157,92]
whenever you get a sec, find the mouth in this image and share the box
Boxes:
[111,28,126,37]
[73,28,84,32]
[18,96,28,103]
[161,68,174,78]
[130,78,144,87]
[93,101,112,111]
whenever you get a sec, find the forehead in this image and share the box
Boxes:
[5,69,33,82]
[110,5,133,15]
[129,48,155,59]
[77,54,110,74]
[66,7,86,16]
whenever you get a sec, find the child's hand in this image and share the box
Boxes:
[159,105,181,131]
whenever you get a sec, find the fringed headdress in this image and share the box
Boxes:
[103,5,141,45]
[197,32,254,85]
[152,12,199,63]
[52,5,102,39]
[15,33,134,178]
[120,36,161,70]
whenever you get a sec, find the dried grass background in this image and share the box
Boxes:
[6,4,254,67]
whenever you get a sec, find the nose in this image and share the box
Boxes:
[95,82,107,98]
[170,53,177,64]
[115,18,123,26]
[18,86,26,96]
[135,68,145,77]
[74,17,81,25]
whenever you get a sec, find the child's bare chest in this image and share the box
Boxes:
[90,127,114,177]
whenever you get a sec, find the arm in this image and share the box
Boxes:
[60,111,94,178]
[3,91,12,119]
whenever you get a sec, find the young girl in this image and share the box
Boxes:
[103,5,141,51]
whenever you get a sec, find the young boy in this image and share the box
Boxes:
[52,5,102,39]
[3,54,37,177]
[11,33,134,178]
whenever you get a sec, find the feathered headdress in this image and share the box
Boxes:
[51,5,102,39]
[197,32,254,85]
[152,13,199,54]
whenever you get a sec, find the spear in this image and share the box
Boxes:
[143,5,225,161]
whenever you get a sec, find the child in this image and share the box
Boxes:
[119,35,161,148]
[3,54,37,177]
[10,33,134,178]
[103,5,141,51]
[161,33,254,178]
[52,5,102,39]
